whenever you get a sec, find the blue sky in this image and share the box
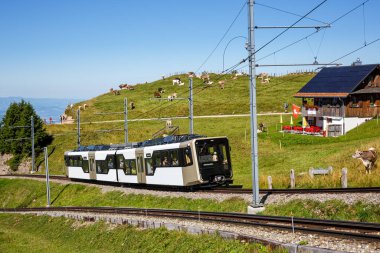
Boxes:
[0,0,379,99]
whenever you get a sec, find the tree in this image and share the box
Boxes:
[0,100,53,170]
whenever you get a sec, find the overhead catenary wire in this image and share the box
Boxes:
[254,0,371,63]
[97,0,375,124]
[254,1,329,25]
[126,1,328,122]
[325,38,380,66]
[195,0,246,73]
[219,0,328,75]
[248,0,328,60]
[362,2,367,45]
[131,2,329,123]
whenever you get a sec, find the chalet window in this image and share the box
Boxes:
[351,96,360,108]
[370,96,375,107]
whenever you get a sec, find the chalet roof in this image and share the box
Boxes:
[351,87,380,94]
[294,64,379,98]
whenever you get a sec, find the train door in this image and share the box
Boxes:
[136,149,146,184]
[88,152,96,180]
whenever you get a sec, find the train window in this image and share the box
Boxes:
[123,159,137,175]
[64,156,69,166]
[219,144,229,169]
[116,155,125,170]
[145,158,154,175]
[170,150,179,166]
[196,139,230,168]
[65,156,89,172]
[152,152,161,168]
[96,160,109,174]
[183,147,193,166]
[82,160,89,173]
[106,155,115,170]
[160,150,170,167]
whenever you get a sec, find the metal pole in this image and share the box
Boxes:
[189,78,194,134]
[77,109,81,148]
[31,116,35,173]
[248,0,260,207]
[124,97,128,144]
[44,147,51,207]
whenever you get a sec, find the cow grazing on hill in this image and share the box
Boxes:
[172,78,181,85]
[218,80,225,89]
[352,148,377,174]
[200,73,210,83]
[154,91,161,98]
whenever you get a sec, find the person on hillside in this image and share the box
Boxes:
[284,102,289,113]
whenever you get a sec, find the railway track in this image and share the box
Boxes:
[1,206,379,241]
[209,187,380,194]
[2,174,380,194]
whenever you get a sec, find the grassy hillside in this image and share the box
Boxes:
[0,179,247,212]
[32,73,380,188]
[65,73,312,122]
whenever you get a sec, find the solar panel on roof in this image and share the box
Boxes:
[297,64,378,94]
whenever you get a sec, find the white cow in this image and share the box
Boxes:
[172,78,181,85]
[352,148,378,174]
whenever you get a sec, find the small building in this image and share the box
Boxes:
[294,64,380,137]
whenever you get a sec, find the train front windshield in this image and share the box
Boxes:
[195,138,232,182]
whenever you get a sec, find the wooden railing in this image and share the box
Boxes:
[346,105,380,117]
[302,106,344,117]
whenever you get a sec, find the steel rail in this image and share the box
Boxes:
[1,207,379,241]
[1,174,380,194]
[209,187,380,194]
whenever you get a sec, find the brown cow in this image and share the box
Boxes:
[154,91,161,98]
[352,148,377,174]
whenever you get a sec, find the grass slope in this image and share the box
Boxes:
[0,179,247,213]
[28,72,380,188]
[261,199,380,223]
[1,178,379,222]
[0,214,285,253]
[66,73,311,122]
[43,115,380,188]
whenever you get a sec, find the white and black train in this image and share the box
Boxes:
[64,135,233,188]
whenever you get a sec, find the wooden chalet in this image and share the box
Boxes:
[294,64,380,137]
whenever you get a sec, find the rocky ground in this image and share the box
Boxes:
[0,154,11,175]
[0,154,33,175]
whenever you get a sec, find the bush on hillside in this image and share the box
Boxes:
[0,100,53,170]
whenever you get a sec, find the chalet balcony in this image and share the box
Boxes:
[346,104,380,117]
[302,106,344,118]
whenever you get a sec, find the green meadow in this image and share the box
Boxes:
[0,213,286,253]
[1,178,379,222]
[25,73,380,188]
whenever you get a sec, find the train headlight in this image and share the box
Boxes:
[214,175,225,183]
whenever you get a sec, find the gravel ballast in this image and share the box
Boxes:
[2,211,378,253]
[3,176,380,205]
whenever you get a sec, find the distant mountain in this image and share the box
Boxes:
[0,97,83,123]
